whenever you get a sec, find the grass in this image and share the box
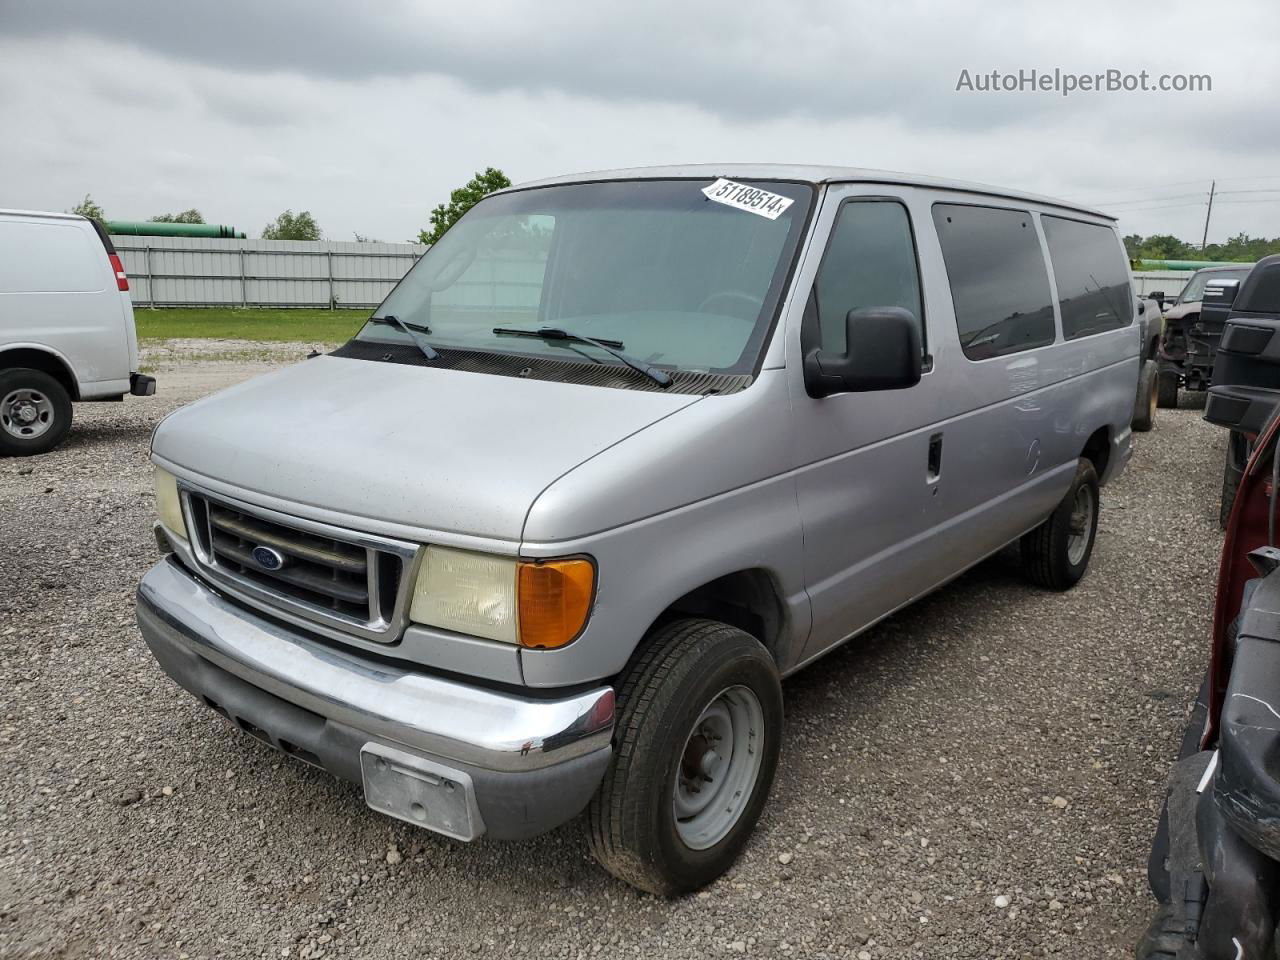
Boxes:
[134,307,369,342]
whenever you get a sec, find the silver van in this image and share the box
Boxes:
[138,165,1137,894]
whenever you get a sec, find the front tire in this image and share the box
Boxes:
[1156,370,1179,409]
[586,619,783,896]
[1132,359,1158,432]
[0,368,73,457]
[1020,459,1100,590]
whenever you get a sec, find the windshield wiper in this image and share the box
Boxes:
[492,326,672,388]
[368,315,438,361]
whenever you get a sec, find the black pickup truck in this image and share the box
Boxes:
[1138,254,1280,959]
[1155,264,1257,409]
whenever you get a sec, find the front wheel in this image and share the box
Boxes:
[1020,459,1100,590]
[586,619,783,896]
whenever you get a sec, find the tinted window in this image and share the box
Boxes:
[1238,262,1280,315]
[1041,216,1132,339]
[932,204,1055,360]
[814,200,923,353]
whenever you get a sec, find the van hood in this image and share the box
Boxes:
[151,355,701,541]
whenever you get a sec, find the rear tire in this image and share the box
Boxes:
[1156,370,1179,409]
[0,368,73,457]
[1220,430,1248,529]
[1020,459,1100,590]
[586,619,783,896]
[1132,359,1158,432]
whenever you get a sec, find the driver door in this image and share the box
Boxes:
[788,185,957,663]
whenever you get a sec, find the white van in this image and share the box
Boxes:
[0,209,155,455]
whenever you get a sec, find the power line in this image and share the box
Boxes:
[1106,201,1212,213]
[1094,192,1209,207]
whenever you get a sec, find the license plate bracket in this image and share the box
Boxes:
[359,743,484,842]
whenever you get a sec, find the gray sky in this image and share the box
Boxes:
[2,0,1278,244]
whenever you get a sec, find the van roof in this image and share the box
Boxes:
[507,164,1114,221]
[0,208,87,222]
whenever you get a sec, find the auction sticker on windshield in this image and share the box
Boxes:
[701,179,795,220]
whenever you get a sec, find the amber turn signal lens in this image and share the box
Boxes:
[517,558,595,649]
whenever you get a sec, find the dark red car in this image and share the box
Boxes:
[1140,255,1280,958]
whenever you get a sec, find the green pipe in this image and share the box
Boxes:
[104,221,246,239]
[1133,258,1251,271]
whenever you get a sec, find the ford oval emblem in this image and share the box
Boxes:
[251,545,286,571]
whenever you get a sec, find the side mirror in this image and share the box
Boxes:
[1149,290,1166,306]
[804,306,922,398]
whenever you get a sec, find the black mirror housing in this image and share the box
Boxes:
[804,306,923,398]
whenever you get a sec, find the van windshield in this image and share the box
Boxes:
[355,179,813,377]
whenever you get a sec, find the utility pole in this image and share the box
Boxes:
[1202,180,1216,250]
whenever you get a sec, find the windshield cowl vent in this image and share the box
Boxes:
[328,340,752,396]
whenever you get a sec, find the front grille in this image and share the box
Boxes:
[184,491,415,641]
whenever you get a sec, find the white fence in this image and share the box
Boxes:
[1132,270,1190,298]
[113,236,426,309]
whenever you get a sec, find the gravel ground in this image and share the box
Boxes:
[1,349,1226,959]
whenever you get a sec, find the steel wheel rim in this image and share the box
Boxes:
[1066,484,1095,565]
[1,388,54,440]
[673,684,765,851]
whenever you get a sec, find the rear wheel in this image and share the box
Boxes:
[586,619,783,896]
[1220,430,1249,529]
[1156,370,1179,409]
[1132,359,1158,432]
[0,368,72,457]
[1020,459,1100,590]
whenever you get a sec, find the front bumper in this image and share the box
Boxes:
[136,558,614,841]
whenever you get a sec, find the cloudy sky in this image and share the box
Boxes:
[2,0,1278,244]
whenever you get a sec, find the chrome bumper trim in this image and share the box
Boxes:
[137,559,615,772]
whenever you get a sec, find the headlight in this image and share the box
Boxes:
[410,546,594,649]
[153,466,187,543]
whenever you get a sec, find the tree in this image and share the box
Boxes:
[262,210,321,241]
[70,194,105,222]
[418,167,511,245]
[150,209,205,224]
[1125,231,1280,264]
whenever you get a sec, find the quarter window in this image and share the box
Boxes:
[932,204,1055,360]
[814,200,924,354]
[1041,216,1133,339]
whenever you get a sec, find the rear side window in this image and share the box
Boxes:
[932,203,1055,360]
[1041,216,1132,339]
[0,219,104,294]
[814,200,924,353]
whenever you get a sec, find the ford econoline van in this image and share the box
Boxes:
[137,166,1137,894]
[0,209,155,456]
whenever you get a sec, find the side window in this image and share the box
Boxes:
[932,204,1055,361]
[814,200,924,354]
[1041,216,1133,339]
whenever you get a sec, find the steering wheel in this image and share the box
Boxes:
[697,289,762,321]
